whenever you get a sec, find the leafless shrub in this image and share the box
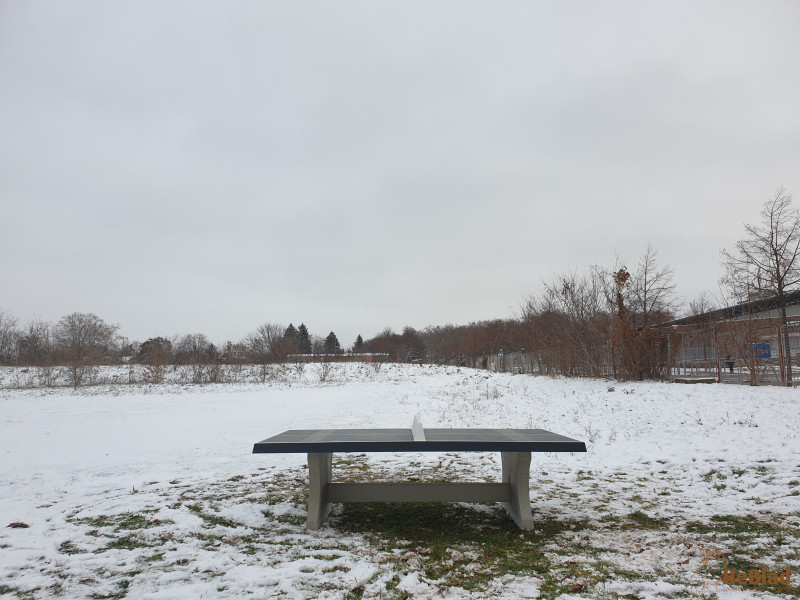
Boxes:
[128,363,137,384]
[318,361,333,382]
[64,363,99,388]
[191,363,207,384]
[207,364,223,383]
[139,337,172,384]
[522,267,607,377]
[294,362,305,378]
[36,365,57,387]
[226,363,243,383]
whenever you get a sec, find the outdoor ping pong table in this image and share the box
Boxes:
[252,418,587,530]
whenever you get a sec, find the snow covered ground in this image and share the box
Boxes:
[1,364,799,599]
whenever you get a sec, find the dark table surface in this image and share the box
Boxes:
[252,428,587,453]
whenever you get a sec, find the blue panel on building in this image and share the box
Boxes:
[745,343,771,359]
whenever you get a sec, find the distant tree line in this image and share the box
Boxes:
[2,188,795,384]
[0,243,761,384]
[354,244,680,379]
[0,313,362,385]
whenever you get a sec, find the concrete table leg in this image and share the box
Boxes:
[501,451,533,530]
[306,452,333,530]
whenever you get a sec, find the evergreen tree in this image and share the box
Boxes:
[298,323,312,353]
[284,323,298,340]
[324,331,341,354]
[353,334,364,352]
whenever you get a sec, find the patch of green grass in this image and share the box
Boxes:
[48,581,64,596]
[104,534,155,551]
[191,531,226,549]
[89,585,129,600]
[71,511,169,532]
[142,552,164,563]
[324,564,351,574]
[702,469,725,482]
[343,584,365,600]
[186,503,241,529]
[333,502,587,597]
[623,511,669,530]
[274,513,306,527]
[58,540,86,555]
[599,514,621,524]
[334,457,372,472]
[686,515,787,536]
[538,574,569,598]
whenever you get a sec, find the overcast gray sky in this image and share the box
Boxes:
[2,1,799,347]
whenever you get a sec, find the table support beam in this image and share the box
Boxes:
[501,451,534,530]
[306,452,333,530]
[328,482,510,503]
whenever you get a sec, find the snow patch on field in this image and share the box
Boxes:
[1,364,799,599]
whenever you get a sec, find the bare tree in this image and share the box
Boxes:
[721,187,800,385]
[688,291,716,316]
[629,244,679,326]
[18,317,54,367]
[54,312,120,387]
[0,310,20,365]
[175,333,210,364]
[311,335,325,355]
[245,323,294,379]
